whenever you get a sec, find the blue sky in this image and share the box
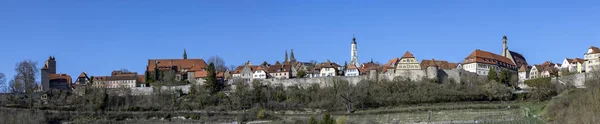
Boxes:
[0,0,599,81]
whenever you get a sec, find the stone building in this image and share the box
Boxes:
[145,49,208,82]
[91,70,143,88]
[40,56,72,91]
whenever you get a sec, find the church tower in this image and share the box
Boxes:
[285,50,289,62]
[183,49,188,59]
[350,36,359,67]
[501,35,508,57]
[290,49,296,62]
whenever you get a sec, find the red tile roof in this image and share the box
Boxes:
[571,58,585,64]
[147,59,207,72]
[420,59,458,70]
[428,59,439,67]
[49,74,72,88]
[402,51,415,58]
[232,66,245,74]
[137,75,145,83]
[464,49,516,67]
[188,65,204,72]
[587,46,600,54]
[78,72,88,78]
[518,65,529,72]
[194,70,208,78]
[347,64,358,69]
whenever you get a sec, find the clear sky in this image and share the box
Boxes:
[0,0,599,82]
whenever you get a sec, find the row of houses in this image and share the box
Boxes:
[519,46,600,81]
[38,36,599,91]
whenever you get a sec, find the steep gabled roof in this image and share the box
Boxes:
[78,72,88,78]
[402,51,415,58]
[532,65,544,73]
[565,58,573,63]
[518,65,529,72]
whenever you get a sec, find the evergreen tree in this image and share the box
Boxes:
[297,70,307,78]
[487,68,499,82]
[320,112,335,124]
[499,69,510,86]
[308,116,317,124]
[205,62,221,94]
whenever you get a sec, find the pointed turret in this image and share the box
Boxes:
[290,49,296,62]
[183,49,188,59]
[285,50,289,62]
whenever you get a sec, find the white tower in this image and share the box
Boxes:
[350,36,359,67]
[501,35,508,57]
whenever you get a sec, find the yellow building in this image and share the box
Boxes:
[571,58,585,73]
[396,51,421,70]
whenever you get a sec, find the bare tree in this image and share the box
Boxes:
[229,65,237,72]
[9,60,38,93]
[331,77,356,114]
[0,73,5,92]
[207,55,227,72]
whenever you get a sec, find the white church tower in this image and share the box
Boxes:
[350,36,359,67]
[501,35,509,57]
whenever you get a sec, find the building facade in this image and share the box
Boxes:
[41,56,72,91]
[91,71,142,88]
[396,51,421,70]
[462,49,518,76]
[584,46,600,72]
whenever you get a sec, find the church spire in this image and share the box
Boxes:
[285,50,289,62]
[290,49,296,62]
[501,35,508,57]
[352,34,357,44]
[183,49,187,59]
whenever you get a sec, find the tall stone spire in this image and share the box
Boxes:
[183,49,187,59]
[350,35,359,67]
[501,35,508,57]
[285,50,289,62]
[290,49,296,62]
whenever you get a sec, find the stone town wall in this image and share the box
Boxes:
[130,85,191,96]
[379,69,462,83]
[251,75,370,88]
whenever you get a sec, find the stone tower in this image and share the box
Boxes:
[41,56,56,91]
[501,35,508,57]
[426,58,439,79]
[183,49,188,59]
[350,36,359,67]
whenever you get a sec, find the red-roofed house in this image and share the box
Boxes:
[344,64,359,76]
[91,70,140,88]
[146,49,208,82]
[397,51,421,70]
[463,49,518,76]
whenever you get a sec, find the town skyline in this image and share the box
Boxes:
[1,0,599,80]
